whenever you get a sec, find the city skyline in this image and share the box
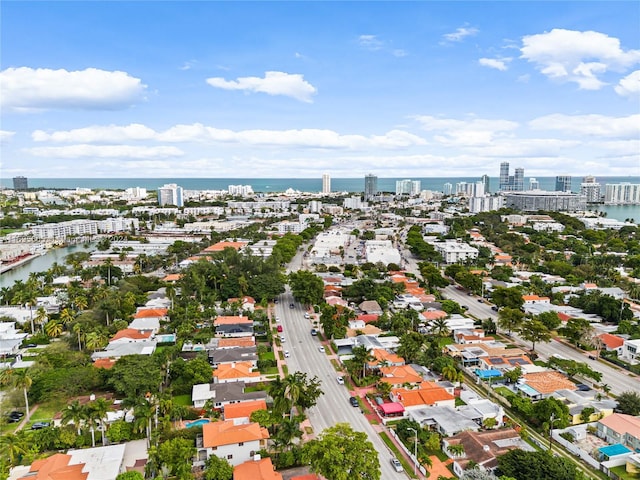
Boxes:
[1,2,639,179]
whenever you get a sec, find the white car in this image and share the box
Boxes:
[284,350,290,358]
[280,335,286,343]
[318,346,325,353]
[390,458,403,472]
[336,376,345,385]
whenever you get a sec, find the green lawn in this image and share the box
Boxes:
[173,394,191,406]
[610,465,638,480]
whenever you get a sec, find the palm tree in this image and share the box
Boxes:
[85,331,108,351]
[447,443,465,458]
[73,322,85,351]
[0,433,28,466]
[62,400,86,435]
[1,369,34,422]
[85,403,101,447]
[59,307,75,325]
[351,345,373,379]
[431,318,450,338]
[34,307,48,333]
[75,295,88,312]
[44,320,63,338]
[133,399,156,447]
[90,398,111,446]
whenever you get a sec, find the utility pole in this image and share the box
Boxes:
[407,427,418,475]
[549,413,557,451]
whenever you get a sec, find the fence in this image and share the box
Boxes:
[388,427,428,476]
[552,428,602,470]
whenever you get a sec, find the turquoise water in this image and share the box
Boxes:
[185,418,210,428]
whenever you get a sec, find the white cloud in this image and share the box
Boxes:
[529,113,640,138]
[0,130,16,143]
[206,71,317,103]
[478,57,511,71]
[31,123,427,149]
[414,115,519,146]
[615,70,640,97]
[521,29,640,90]
[180,60,197,70]
[0,67,147,110]
[358,35,384,50]
[442,26,478,43]
[25,145,184,159]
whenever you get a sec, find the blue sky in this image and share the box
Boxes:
[1,1,639,179]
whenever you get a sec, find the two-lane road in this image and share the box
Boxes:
[276,288,408,479]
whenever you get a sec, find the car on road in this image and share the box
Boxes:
[491,306,499,311]
[318,346,325,353]
[289,303,294,309]
[336,376,345,385]
[31,422,50,430]
[277,325,283,332]
[477,298,484,302]
[304,313,310,319]
[349,396,359,407]
[310,328,318,336]
[280,335,286,343]
[284,351,290,358]
[390,458,403,472]
[461,305,469,310]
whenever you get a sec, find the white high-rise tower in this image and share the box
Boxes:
[322,173,331,194]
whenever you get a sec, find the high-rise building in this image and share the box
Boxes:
[605,183,640,205]
[481,174,490,194]
[322,173,331,194]
[555,175,572,192]
[13,176,28,190]
[396,179,421,195]
[514,168,524,191]
[580,176,601,203]
[157,183,184,207]
[364,174,378,200]
[442,182,453,195]
[529,178,540,190]
[499,162,510,191]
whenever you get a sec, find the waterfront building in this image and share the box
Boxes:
[433,241,479,264]
[364,174,378,200]
[343,196,365,210]
[31,219,99,240]
[581,175,602,203]
[396,179,421,196]
[498,163,524,191]
[481,174,490,194]
[529,178,540,190]
[499,162,510,191]
[12,176,28,190]
[502,191,586,212]
[442,182,453,195]
[227,184,254,197]
[514,168,524,191]
[604,183,640,205]
[555,175,572,192]
[469,195,504,213]
[157,183,184,207]
[322,173,331,194]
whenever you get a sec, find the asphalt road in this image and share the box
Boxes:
[441,285,639,396]
[275,289,408,479]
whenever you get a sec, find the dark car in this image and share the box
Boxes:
[8,411,24,423]
[491,306,499,311]
[24,343,37,348]
[310,328,318,336]
[31,421,50,430]
[576,384,591,391]
[289,303,294,309]
[349,396,359,407]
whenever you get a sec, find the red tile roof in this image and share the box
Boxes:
[110,329,152,341]
[133,308,168,319]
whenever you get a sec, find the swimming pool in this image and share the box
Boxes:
[185,418,210,428]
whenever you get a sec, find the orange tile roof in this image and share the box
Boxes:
[133,308,168,319]
[218,337,256,348]
[392,385,455,407]
[214,315,253,325]
[204,241,248,252]
[213,362,260,381]
[227,296,256,304]
[522,295,549,301]
[290,475,320,480]
[357,314,380,323]
[110,328,152,341]
[202,420,269,448]
[162,273,182,282]
[599,333,624,349]
[93,358,116,369]
[421,310,447,320]
[379,365,423,385]
[24,453,88,480]
[369,348,405,366]
[224,399,268,420]
[522,370,576,394]
[233,458,283,480]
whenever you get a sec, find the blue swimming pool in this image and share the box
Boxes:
[185,418,210,428]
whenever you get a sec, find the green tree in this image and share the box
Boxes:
[615,391,640,416]
[0,433,29,467]
[302,423,381,480]
[535,311,561,331]
[0,368,33,421]
[116,472,144,480]
[496,449,580,480]
[152,437,196,480]
[288,270,324,306]
[61,399,86,436]
[203,455,233,480]
[107,355,163,398]
[518,319,551,352]
[531,397,570,429]
[498,308,525,335]
[492,287,524,310]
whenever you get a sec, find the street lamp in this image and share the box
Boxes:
[407,427,418,475]
[549,413,557,451]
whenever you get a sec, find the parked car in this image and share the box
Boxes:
[390,458,403,472]
[310,328,318,336]
[318,346,325,353]
[277,325,283,333]
[304,313,310,319]
[284,351,290,358]
[31,422,50,430]
[8,411,24,423]
[289,303,294,309]
[349,396,359,407]
[280,335,286,343]
[336,376,345,385]
[491,305,499,311]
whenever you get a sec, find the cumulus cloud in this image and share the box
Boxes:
[520,29,640,90]
[31,123,427,149]
[529,113,640,138]
[615,70,640,97]
[479,58,511,71]
[25,145,184,159]
[0,67,147,110]
[0,130,16,143]
[358,34,384,51]
[442,26,478,43]
[414,115,519,146]
[206,71,317,103]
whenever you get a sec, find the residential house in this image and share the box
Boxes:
[368,349,405,370]
[191,381,268,409]
[359,300,383,315]
[597,414,640,452]
[598,333,625,355]
[91,329,157,361]
[197,420,270,467]
[214,316,254,338]
[408,406,479,436]
[443,428,533,477]
[379,365,423,387]
[0,321,28,356]
[213,362,261,384]
[621,339,640,364]
[522,295,551,305]
[516,370,577,400]
[217,337,256,349]
[226,296,257,313]
[477,355,532,373]
[233,457,283,480]
[457,398,505,428]
[550,389,616,424]
[209,347,258,368]
[224,399,268,425]
[391,383,456,410]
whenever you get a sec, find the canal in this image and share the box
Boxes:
[0,243,95,288]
